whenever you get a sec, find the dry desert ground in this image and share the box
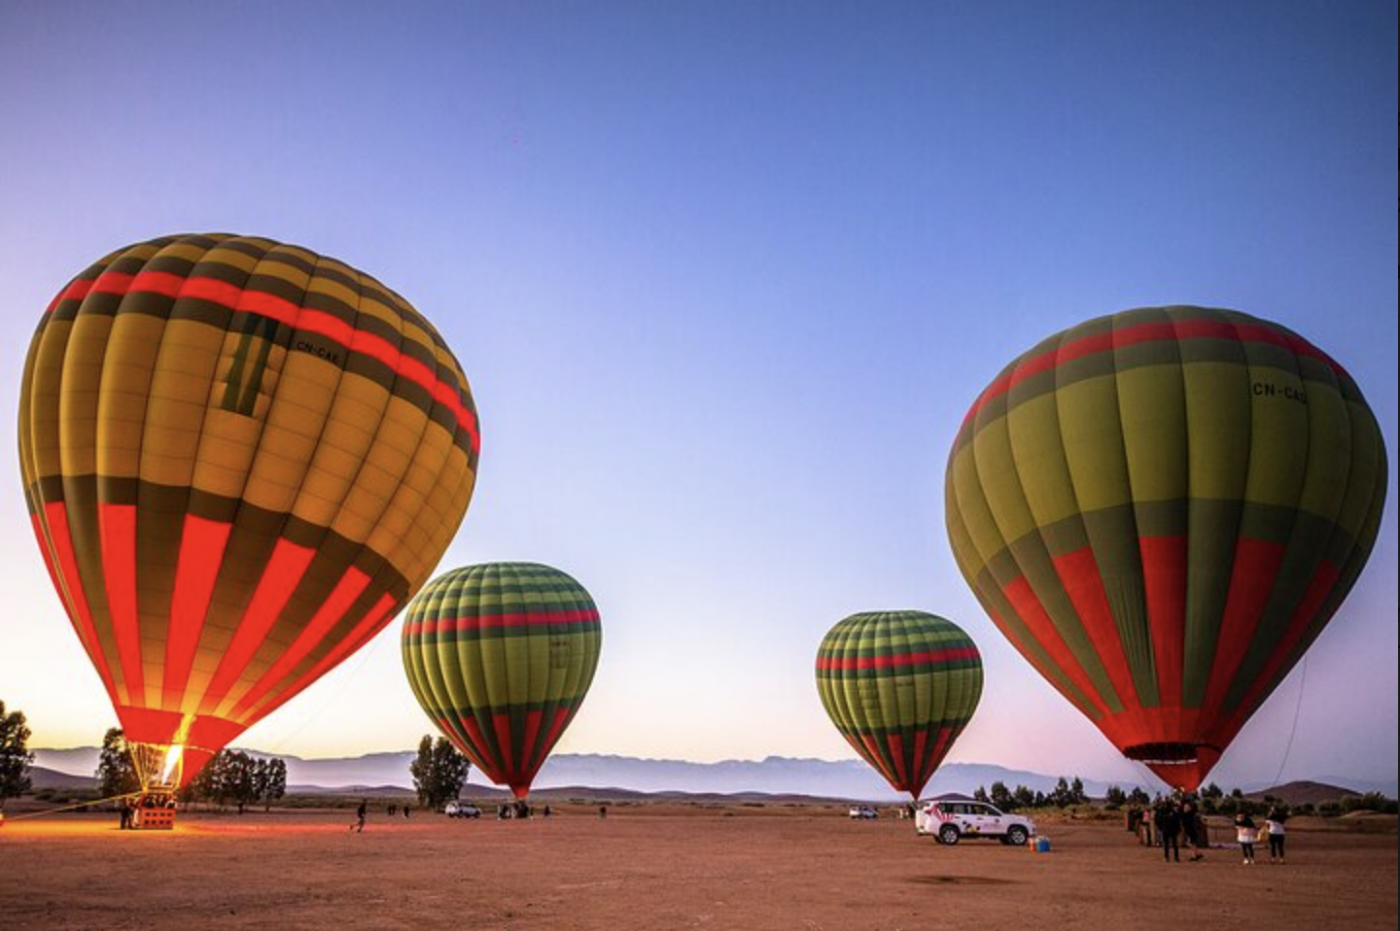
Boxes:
[1,803,1395,931]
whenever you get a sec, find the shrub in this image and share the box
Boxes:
[1340,793,1399,815]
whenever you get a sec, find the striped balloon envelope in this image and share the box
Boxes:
[816,611,983,800]
[946,306,1387,790]
[19,233,479,787]
[401,562,602,798]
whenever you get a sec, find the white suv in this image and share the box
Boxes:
[916,797,1034,846]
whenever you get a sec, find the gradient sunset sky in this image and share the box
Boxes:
[1,1,1394,790]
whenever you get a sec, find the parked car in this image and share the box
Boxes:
[848,805,879,820]
[444,801,482,819]
[915,797,1034,846]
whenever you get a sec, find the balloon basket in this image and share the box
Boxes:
[133,790,178,830]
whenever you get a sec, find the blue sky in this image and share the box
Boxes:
[1,1,1394,790]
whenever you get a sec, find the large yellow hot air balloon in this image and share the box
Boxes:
[19,233,479,788]
[945,306,1386,789]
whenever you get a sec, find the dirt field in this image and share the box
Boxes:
[1,804,1395,931]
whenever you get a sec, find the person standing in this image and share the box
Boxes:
[1235,812,1259,864]
[1154,800,1181,863]
[1180,794,1205,861]
[1139,805,1155,847]
[353,799,368,833]
[1265,807,1288,864]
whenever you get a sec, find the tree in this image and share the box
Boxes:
[1070,777,1087,805]
[263,758,287,810]
[1128,787,1151,807]
[410,735,471,811]
[96,728,140,799]
[1202,782,1224,800]
[250,758,271,810]
[972,786,989,804]
[1050,777,1073,808]
[221,751,257,814]
[1012,785,1036,810]
[184,750,229,807]
[0,701,35,809]
[989,781,1015,811]
[1104,785,1127,810]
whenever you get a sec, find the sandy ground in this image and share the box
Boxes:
[1,804,1395,931]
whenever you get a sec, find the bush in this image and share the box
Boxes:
[1340,793,1399,815]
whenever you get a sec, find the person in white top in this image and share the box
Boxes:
[1264,806,1288,864]
[1235,812,1259,864]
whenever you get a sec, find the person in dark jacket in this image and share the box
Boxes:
[1154,800,1181,862]
[1179,794,1205,860]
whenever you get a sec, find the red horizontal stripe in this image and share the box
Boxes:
[961,316,1347,431]
[816,646,980,671]
[47,270,479,454]
[406,608,600,637]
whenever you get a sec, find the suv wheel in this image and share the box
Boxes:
[938,824,961,846]
[1005,825,1029,846]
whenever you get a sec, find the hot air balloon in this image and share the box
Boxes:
[945,306,1387,790]
[19,233,479,791]
[401,562,601,799]
[816,611,983,800]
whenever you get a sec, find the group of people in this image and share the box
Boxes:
[497,800,551,819]
[1234,807,1288,865]
[1130,793,1288,865]
[1147,794,1208,862]
[352,799,411,832]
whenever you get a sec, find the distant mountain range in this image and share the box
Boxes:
[29,748,1396,801]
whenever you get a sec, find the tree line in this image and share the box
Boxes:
[5,697,1397,817]
[973,776,1102,811]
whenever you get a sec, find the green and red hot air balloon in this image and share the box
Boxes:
[402,562,602,799]
[817,611,983,800]
[945,306,1387,790]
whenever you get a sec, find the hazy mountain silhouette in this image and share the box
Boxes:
[31,747,1397,800]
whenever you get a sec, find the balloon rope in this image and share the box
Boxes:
[1269,657,1309,791]
[1130,758,1161,794]
[252,634,384,757]
[4,791,139,822]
